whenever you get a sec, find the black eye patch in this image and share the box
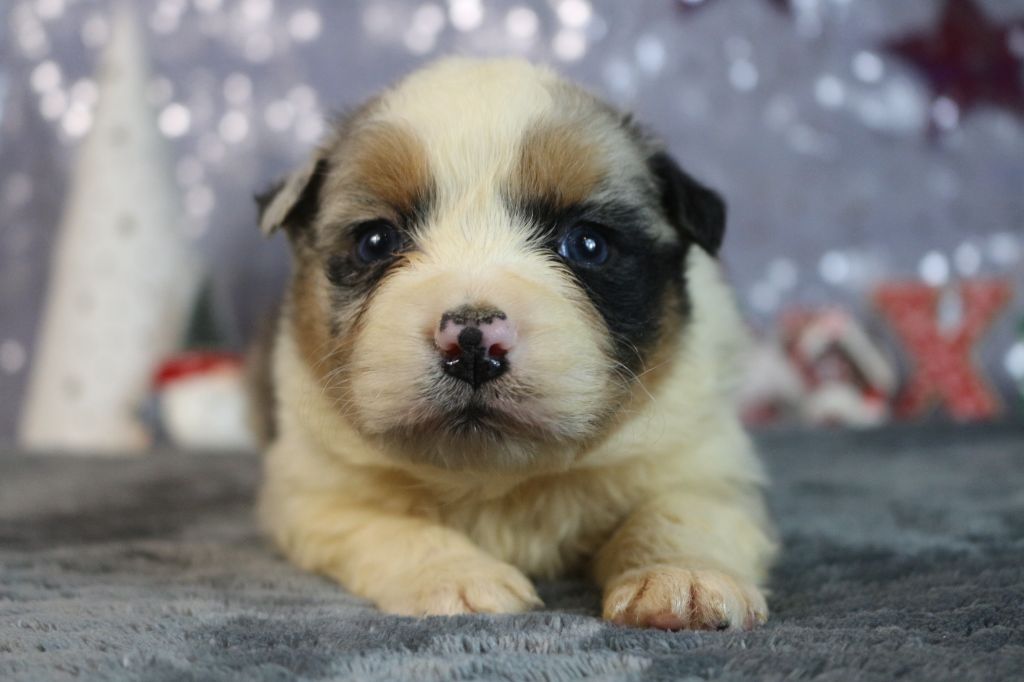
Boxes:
[510,197,688,371]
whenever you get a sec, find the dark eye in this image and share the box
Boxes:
[355,221,400,263]
[558,225,609,266]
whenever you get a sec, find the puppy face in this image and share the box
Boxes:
[259,59,725,471]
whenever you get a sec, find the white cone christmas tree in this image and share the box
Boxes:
[19,5,198,453]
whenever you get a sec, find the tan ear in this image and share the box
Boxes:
[256,155,327,236]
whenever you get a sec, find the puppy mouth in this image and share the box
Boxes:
[439,402,508,437]
[412,379,550,441]
[378,390,571,472]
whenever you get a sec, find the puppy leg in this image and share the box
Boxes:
[594,490,776,631]
[261,489,542,617]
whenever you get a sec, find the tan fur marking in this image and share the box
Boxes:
[334,122,432,217]
[288,264,333,378]
[513,122,605,208]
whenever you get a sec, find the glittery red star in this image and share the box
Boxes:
[674,0,788,16]
[885,0,1024,130]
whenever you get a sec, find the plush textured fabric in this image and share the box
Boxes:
[2,425,1023,681]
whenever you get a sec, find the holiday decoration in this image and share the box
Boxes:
[737,339,806,426]
[885,0,1024,132]
[782,308,897,427]
[18,5,198,452]
[738,308,897,428]
[152,281,256,451]
[154,352,254,451]
[874,281,1012,421]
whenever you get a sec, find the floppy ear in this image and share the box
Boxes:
[647,151,726,256]
[255,156,329,236]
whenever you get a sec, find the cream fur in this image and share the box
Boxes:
[259,58,777,630]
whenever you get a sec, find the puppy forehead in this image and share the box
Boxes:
[329,58,670,242]
[375,59,640,207]
[378,59,561,182]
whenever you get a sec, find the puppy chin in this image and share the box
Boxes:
[355,380,595,473]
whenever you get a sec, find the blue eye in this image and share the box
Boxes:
[356,221,400,263]
[558,225,609,266]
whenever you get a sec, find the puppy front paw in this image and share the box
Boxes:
[603,565,767,631]
[375,556,543,617]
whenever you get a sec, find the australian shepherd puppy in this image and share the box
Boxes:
[255,57,776,630]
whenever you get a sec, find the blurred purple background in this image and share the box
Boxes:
[2,0,1023,446]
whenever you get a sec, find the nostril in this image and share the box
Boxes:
[487,343,508,359]
[440,343,461,361]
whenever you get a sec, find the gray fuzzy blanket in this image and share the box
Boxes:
[2,425,1023,681]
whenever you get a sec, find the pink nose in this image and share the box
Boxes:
[435,307,516,388]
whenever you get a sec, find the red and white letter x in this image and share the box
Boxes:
[874,280,1012,421]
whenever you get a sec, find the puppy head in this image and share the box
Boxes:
[259,58,725,471]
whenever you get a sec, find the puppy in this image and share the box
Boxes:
[256,58,776,630]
